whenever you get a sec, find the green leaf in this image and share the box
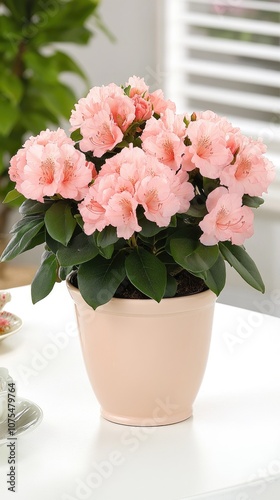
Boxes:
[19,199,50,215]
[78,252,126,309]
[57,233,98,266]
[186,199,208,218]
[202,253,226,296]
[219,241,265,292]
[170,238,219,273]
[10,215,44,233]
[164,274,177,298]
[203,177,220,195]
[59,266,74,281]
[45,201,76,246]
[242,195,264,209]
[98,244,114,260]
[1,1,26,20]
[0,219,44,261]
[0,101,19,135]
[20,111,59,135]
[34,0,100,31]
[39,82,77,119]
[170,237,198,262]
[165,225,202,254]
[125,247,167,302]
[52,50,88,83]
[0,70,23,103]
[24,50,88,86]
[24,51,59,84]
[96,226,118,248]
[184,243,219,273]
[3,189,25,204]
[33,26,92,47]
[45,233,61,255]
[139,218,163,237]
[70,129,82,142]
[22,229,46,253]
[31,252,58,304]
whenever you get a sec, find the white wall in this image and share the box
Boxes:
[64,0,160,92]
[6,0,280,316]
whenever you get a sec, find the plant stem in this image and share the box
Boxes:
[129,233,138,248]
[12,40,27,78]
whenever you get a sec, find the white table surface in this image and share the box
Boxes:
[0,283,280,500]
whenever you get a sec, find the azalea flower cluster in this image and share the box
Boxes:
[9,76,275,247]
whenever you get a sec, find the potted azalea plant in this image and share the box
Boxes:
[0,76,275,426]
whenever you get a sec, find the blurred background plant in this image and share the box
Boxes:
[0,0,108,234]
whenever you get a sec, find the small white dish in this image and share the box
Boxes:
[0,397,43,445]
[0,311,23,341]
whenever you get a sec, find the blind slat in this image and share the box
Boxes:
[184,59,280,87]
[185,36,280,62]
[184,85,280,112]
[183,13,280,37]
[189,0,280,13]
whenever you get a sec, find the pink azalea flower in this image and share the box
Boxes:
[56,145,93,200]
[142,131,185,170]
[20,143,62,202]
[132,95,153,121]
[119,159,146,188]
[220,140,276,196]
[78,146,194,239]
[187,120,233,177]
[149,89,176,115]
[162,111,188,139]
[107,95,136,132]
[79,109,123,157]
[199,187,254,246]
[106,191,141,239]
[69,97,101,132]
[9,128,73,187]
[126,76,149,97]
[9,128,92,203]
[86,161,98,180]
[91,174,117,205]
[101,146,146,181]
[196,110,219,122]
[171,170,194,213]
[142,153,170,178]
[9,149,27,185]
[79,194,108,235]
[181,147,197,172]
[142,111,186,170]
[22,128,73,149]
[141,116,163,140]
[136,175,180,227]
[70,83,124,132]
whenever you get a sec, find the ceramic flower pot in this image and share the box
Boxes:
[67,278,216,426]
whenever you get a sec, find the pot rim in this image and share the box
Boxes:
[66,275,217,315]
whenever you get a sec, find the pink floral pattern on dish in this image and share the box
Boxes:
[0,292,11,312]
[0,312,22,336]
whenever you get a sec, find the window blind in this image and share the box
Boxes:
[160,0,280,173]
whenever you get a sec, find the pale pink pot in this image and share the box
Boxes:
[67,279,216,426]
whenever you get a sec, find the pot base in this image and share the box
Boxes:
[101,408,193,427]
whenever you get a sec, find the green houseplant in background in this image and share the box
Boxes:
[0,0,106,235]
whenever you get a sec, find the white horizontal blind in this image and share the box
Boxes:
[160,0,280,172]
